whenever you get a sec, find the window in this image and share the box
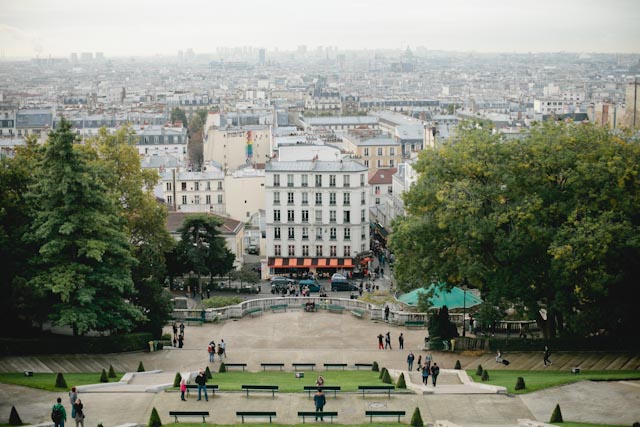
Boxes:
[288,227,295,239]
[166,182,172,191]
[361,243,366,252]
[364,160,369,167]
[288,245,295,256]
[287,174,294,187]
[344,192,350,205]
[375,197,380,205]
[182,195,187,204]
[315,193,322,205]
[287,192,294,204]
[343,175,350,187]
[344,245,351,257]
[206,181,211,190]
[364,147,369,156]
[181,182,187,191]
[315,174,322,187]
[390,159,394,167]
[316,227,323,240]
[330,227,337,240]
[375,185,380,195]
[288,210,295,222]
[388,186,393,194]
[194,182,199,191]
[377,160,382,168]
[315,245,323,257]
[344,210,350,223]
[194,195,200,204]
[329,175,336,187]
[329,192,336,205]
[274,209,281,222]
[301,192,308,205]
[302,227,309,240]
[390,147,395,156]
[206,195,211,204]
[302,245,309,256]
[274,244,281,256]
[330,245,337,257]
[301,174,308,187]
[360,174,365,186]
[218,194,223,204]
[330,210,336,223]
[217,181,223,190]
[315,210,322,223]
[361,191,366,205]
[361,209,366,221]
[167,195,172,205]
[345,228,352,241]
[273,192,280,204]
[274,227,281,239]
[273,174,280,187]
[362,225,366,239]
[302,210,309,222]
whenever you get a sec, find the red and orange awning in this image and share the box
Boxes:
[267,258,355,269]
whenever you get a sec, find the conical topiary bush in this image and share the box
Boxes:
[148,407,161,427]
[219,362,226,373]
[55,373,67,388]
[381,369,392,384]
[173,372,182,388]
[476,364,483,376]
[515,376,526,391]
[372,361,379,372]
[396,372,407,389]
[205,366,212,379]
[379,367,387,379]
[100,368,108,383]
[481,369,489,381]
[549,404,563,423]
[108,365,116,378]
[410,407,424,427]
[9,406,22,426]
[138,361,145,372]
[454,360,461,370]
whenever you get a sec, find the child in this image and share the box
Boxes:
[180,378,187,401]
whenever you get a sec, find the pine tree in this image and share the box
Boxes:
[55,373,67,388]
[410,407,424,427]
[549,404,563,423]
[138,361,145,372]
[379,367,387,379]
[100,369,108,383]
[148,407,162,427]
[108,365,116,378]
[173,372,182,388]
[9,406,23,426]
[481,370,489,381]
[476,364,483,376]
[515,377,526,390]
[205,366,212,379]
[219,362,226,373]
[396,373,407,389]
[454,360,462,370]
[381,369,392,384]
[372,361,379,372]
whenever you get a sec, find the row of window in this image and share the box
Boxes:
[166,195,223,205]
[363,159,395,168]
[273,191,366,206]
[273,209,364,224]
[272,225,366,241]
[363,147,396,156]
[166,181,224,191]
[274,244,367,257]
[272,173,365,188]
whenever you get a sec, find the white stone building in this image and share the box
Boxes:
[161,168,226,214]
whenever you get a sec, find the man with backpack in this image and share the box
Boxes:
[51,397,67,427]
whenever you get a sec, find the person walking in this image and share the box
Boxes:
[384,305,390,322]
[398,333,404,350]
[68,387,78,418]
[51,397,67,427]
[407,352,415,371]
[377,333,384,350]
[73,399,84,427]
[208,341,216,362]
[195,368,208,401]
[179,322,185,336]
[220,339,226,358]
[416,355,422,371]
[431,363,440,387]
[385,332,392,350]
[543,345,552,367]
[178,334,184,348]
[172,322,178,340]
[313,388,326,421]
[180,378,187,401]
[421,362,430,385]
[425,352,433,368]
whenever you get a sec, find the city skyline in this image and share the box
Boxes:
[0,0,639,59]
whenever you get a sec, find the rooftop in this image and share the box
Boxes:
[266,160,367,173]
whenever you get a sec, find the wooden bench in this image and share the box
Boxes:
[236,411,276,423]
[261,363,285,371]
[355,363,373,370]
[327,304,345,313]
[270,304,288,312]
[365,410,406,422]
[169,411,209,423]
[303,385,341,398]
[245,307,263,317]
[183,317,205,325]
[224,363,247,371]
[185,384,218,397]
[351,308,366,318]
[292,363,316,371]
[241,384,279,397]
[358,385,394,398]
[404,321,425,328]
[324,363,347,370]
[298,411,338,423]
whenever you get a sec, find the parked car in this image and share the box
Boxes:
[331,273,347,281]
[270,276,296,291]
[330,279,358,292]
[299,279,324,293]
[248,245,259,255]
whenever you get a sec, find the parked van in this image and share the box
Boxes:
[299,279,324,293]
[330,279,358,292]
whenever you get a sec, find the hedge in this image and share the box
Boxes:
[0,332,153,355]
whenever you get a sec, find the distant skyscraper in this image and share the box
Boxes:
[258,48,266,65]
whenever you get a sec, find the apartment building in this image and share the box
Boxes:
[161,168,226,214]
[343,134,402,171]
[135,124,188,162]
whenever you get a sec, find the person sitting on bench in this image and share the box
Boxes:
[495,350,503,363]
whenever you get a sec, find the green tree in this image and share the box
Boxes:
[25,119,143,335]
[170,107,188,127]
[188,113,204,134]
[410,407,424,427]
[148,407,161,427]
[391,122,640,339]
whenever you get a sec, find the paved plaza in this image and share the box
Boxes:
[1,309,639,426]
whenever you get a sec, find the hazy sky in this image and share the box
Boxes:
[1,0,639,58]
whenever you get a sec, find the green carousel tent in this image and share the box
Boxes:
[397,284,483,310]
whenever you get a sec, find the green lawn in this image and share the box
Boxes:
[466,369,640,394]
[0,372,124,392]
[163,424,402,427]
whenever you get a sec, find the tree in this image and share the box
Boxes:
[148,407,161,427]
[549,404,563,423]
[391,122,640,339]
[100,369,108,383]
[55,373,67,388]
[170,107,188,127]
[173,372,182,387]
[410,407,424,427]
[25,119,144,335]
[9,406,22,426]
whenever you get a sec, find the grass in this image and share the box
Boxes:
[162,424,399,427]
[466,369,640,394]
[0,372,123,392]
[178,370,385,392]
[552,423,631,427]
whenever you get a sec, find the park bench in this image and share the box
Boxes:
[351,308,366,319]
[260,362,285,371]
[270,304,288,312]
[365,410,406,422]
[245,307,263,317]
[404,321,425,329]
[169,411,209,423]
[236,411,277,423]
[241,384,279,397]
[327,304,345,313]
[298,411,339,423]
[358,385,394,398]
[355,363,373,370]
[185,384,218,397]
[183,317,205,325]
[223,363,247,371]
[292,362,316,371]
[324,363,347,370]
[303,385,341,398]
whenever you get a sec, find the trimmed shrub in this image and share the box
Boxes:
[454,360,462,370]
[108,365,116,378]
[549,404,563,423]
[148,407,161,427]
[173,372,182,388]
[55,373,67,388]
[137,361,145,372]
[476,364,483,376]
[515,376,526,390]
[219,362,226,373]
[100,369,108,383]
[396,372,407,389]
[481,369,489,381]
[381,369,392,384]
[379,367,387,379]
[372,361,379,372]
[205,366,212,379]
[410,407,424,427]
[9,406,22,426]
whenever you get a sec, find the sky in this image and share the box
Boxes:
[0,0,639,58]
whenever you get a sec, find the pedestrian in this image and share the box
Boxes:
[73,399,84,427]
[172,322,178,340]
[431,363,440,387]
[495,349,502,363]
[195,368,208,401]
[313,388,326,421]
[220,339,226,358]
[416,355,422,371]
[384,305,390,322]
[208,341,215,362]
[426,352,433,367]
[407,352,415,371]
[421,362,430,385]
[377,333,384,350]
[385,331,392,350]
[179,321,185,336]
[543,345,552,367]
[51,397,66,427]
[217,343,223,359]
[316,375,325,387]
[180,378,187,401]
[398,333,404,350]
[68,386,78,418]
[178,334,184,348]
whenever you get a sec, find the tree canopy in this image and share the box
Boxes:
[390,122,640,339]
